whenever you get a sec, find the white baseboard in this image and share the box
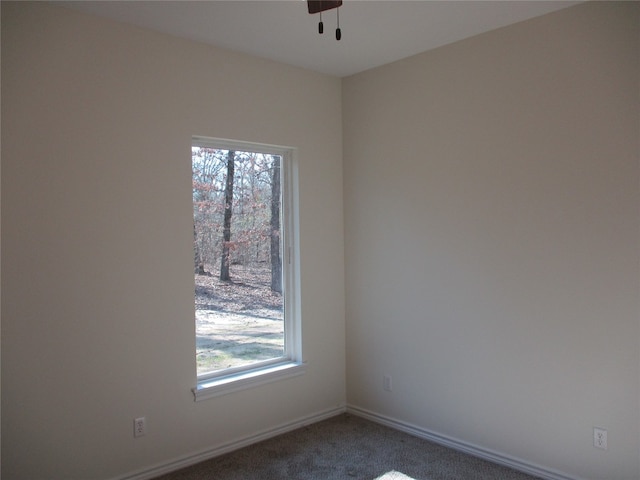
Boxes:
[115,405,347,480]
[346,404,583,480]
[114,403,583,480]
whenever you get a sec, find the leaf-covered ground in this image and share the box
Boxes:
[195,265,284,374]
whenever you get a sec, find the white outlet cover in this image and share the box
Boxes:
[383,375,392,392]
[134,417,146,438]
[593,427,607,450]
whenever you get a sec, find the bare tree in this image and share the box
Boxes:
[193,147,227,273]
[220,151,235,281]
[270,156,282,293]
[194,224,205,274]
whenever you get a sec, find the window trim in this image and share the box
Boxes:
[191,136,304,401]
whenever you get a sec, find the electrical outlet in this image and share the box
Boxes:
[134,417,146,438]
[593,427,607,450]
[383,375,392,392]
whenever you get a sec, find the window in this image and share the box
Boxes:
[191,137,304,401]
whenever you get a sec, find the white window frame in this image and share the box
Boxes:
[191,136,305,402]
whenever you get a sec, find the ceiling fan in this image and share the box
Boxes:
[307,1,343,40]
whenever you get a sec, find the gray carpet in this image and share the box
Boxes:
[154,413,542,480]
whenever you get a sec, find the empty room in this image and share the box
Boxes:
[2,1,638,480]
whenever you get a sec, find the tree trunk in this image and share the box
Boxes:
[220,151,235,281]
[194,224,205,274]
[270,156,282,293]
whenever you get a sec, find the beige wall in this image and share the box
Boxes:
[343,2,639,479]
[1,2,344,479]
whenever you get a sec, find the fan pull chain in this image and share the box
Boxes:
[318,11,324,34]
[335,7,341,40]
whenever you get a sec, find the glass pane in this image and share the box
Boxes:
[193,147,284,377]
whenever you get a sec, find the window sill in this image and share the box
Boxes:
[192,362,307,402]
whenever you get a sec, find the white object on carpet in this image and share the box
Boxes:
[374,471,416,480]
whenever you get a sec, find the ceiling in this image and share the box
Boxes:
[60,0,581,77]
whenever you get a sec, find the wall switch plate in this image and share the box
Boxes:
[593,427,607,450]
[383,375,392,392]
[134,417,146,438]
